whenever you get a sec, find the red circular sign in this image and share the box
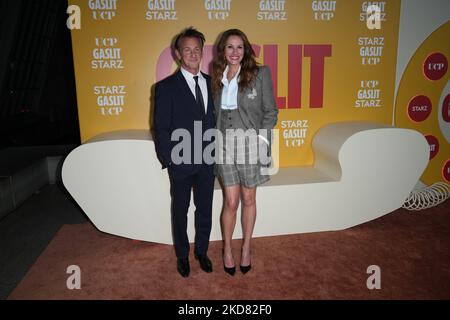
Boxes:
[442,94,450,123]
[407,95,432,122]
[424,135,439,160]
[423,52,448,81]
[443,159,450,183]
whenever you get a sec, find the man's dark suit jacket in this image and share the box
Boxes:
[153,69,216,178]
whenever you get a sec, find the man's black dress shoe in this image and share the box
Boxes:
[177,258,190,277]
[195,254,213,273]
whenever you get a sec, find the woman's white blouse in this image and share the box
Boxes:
[220,65,241,110]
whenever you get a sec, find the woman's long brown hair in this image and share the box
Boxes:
[212,29,259,98]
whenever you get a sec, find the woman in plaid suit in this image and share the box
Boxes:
[212,29,278,276]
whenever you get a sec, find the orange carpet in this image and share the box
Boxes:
[8,203,450,300]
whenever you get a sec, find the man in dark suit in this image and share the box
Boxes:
[153,27,215,278]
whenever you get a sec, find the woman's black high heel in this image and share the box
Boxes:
[222,249,236,276]
[224,265,236,276]
[240,264,251,274]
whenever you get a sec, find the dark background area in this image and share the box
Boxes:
[0,0,80,150]
[0,0,84,300]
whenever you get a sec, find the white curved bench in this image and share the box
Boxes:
[61,122,429,244]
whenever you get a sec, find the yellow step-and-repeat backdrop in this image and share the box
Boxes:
[69,0,401,168]
[394,21,449,186]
